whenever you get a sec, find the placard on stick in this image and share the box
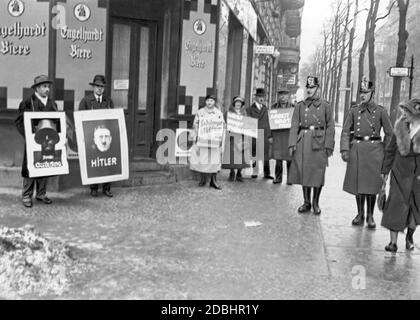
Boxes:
[269,108,294,130]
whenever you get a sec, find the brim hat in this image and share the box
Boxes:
[31,75,53,89]
[399,99,420,116]
[277,87,290,94]
[255,88,266,96]
[306,76,319,88]
[232,96,245,105]
[89,75,107,87]
[360,79,375,93]
[205,94,217,101]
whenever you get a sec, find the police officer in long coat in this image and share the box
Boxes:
[288,76,335,215]
[340,80,393,229]
[15,75,58,208]
[271,88,294,184]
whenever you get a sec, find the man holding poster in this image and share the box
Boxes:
[269,88,294,185]
[15,75,58,208]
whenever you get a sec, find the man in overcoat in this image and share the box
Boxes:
[247,88,273,179]
[15,75,58,208]
[271,88,294,184]
[288,76,335,215]
[340,80,393,229]
[79,75,115,198]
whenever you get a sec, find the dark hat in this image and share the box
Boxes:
[34,120,60,145]
[89,75,106,87]
[205,94,217,101]
[306,76,319,88]
[232,96,245,105]
[399,99,420,116]
[360,79,375,93]
[31,75,53,89]
[255,88,266,96]
[277,87,290,94]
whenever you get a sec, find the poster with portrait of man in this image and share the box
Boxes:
[23,112,69,178]
[74,109,129,185]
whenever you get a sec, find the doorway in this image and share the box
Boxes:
[109,18,157,159]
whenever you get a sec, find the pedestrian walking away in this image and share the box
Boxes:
[189,94,226,190]
[270,87,294,185]
[247,88,273,180]
[79,75,115,198]
[222,96,250,183]
[340,80,393,229]
[288,76,335,215]
[15,75,58,208]
[381,99,420,253]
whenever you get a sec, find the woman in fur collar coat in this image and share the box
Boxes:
[381,99,420,253]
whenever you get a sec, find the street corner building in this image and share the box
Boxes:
[0,0,304,190]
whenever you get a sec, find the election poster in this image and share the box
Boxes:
[226,112,258,138]
[268,108,294,130]
[23,112,69,178]
[197,117,225,148]
[74,109,129,185]
[175,129,194,157]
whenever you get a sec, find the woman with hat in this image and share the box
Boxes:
[189,94,226,189]
[222,96,250,182]
[381,99,420,253]
[271,87,294,185]
[340,80,393,229]
[79,75,115,198]
[15,75,58,208]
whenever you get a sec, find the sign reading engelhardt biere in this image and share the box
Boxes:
[269,108,294,130]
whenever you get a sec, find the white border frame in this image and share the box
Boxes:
[74,109,129,185]
[24,112,69,178]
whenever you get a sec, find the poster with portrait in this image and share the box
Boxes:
[74,109,129,185]
[23,112,69,178]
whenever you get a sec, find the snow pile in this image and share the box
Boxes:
[0,225,82,298]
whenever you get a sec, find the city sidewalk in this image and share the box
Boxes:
[0,130,419,299]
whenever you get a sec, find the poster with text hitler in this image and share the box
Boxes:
[74,109,129,185]
[24,112,69,178]
[197,117,225,148]
[226,112,258,138]
[269,108,294,130]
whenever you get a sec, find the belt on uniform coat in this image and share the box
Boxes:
[299,126,325,131]
[354,136,381,141]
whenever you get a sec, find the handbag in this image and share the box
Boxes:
[377,180,387,212]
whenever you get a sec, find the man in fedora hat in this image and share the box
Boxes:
[340,79,393,229]
[15,75,58,208]
[271,87,294,185]
[247,88,273,179]
[288,76,335,215]
[79,75,115,198]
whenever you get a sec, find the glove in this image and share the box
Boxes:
[341,151,349,162]
[326,148,334,157]
[289,146,296,157]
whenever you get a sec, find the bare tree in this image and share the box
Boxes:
[390,0,410,124]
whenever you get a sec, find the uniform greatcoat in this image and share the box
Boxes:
[15,94,58,178]
[270,101,294,161]
[381,117,420,232]
[340,102,393,195]
[246,102,272,160]
[189,106,226,174]
[288,96,335,187]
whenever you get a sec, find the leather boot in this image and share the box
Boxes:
[198,173,207,187]
[366,195,377,229]
[352,194,365,226]
[298,187,311,213]
[312,187,322,215]
[273,161,283,184]
[209,174,222,190]
[236,169,244,182]
[406,228,415,251]
[228,170,235,182]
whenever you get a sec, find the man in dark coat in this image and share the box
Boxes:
[15,75,58,208]
[270,88,294,185]
[340,80,393,229]
[288,76,335,215]
[247,88,273,179]
[79,75,115,197]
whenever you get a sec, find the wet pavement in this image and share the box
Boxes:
[1,129,420,299]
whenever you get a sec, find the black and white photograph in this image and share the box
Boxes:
[1,0,420,306]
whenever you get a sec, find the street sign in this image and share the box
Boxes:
[255,45,275,55]
[389,67,410,77]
